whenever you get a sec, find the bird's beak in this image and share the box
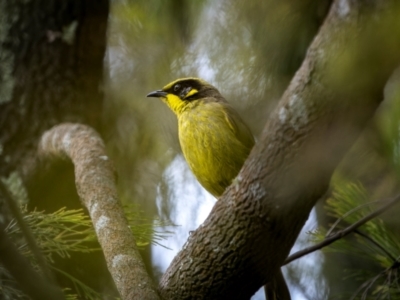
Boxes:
[147,90,168,98]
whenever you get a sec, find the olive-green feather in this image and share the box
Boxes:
[178,100,254,197]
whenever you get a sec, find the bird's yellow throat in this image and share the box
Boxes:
[162,94,187,115]
[162,89,199,115]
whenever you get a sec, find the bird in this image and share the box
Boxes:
[147,77,290,300]
[147,77,255,198]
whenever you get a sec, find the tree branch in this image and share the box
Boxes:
[38,123,159,300]
[284,193,400,265]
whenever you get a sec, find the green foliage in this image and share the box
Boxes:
[124,203,174,249]
[6,207,99,259]
[51,266,104,300]
[312,182,400,299]
[2,208,103,299]
[0,277,28,300]
[1,206,170,299]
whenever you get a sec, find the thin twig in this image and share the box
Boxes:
[326,199,392,237]
[284,193,400,265]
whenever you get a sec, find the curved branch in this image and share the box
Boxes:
[38,123,159,300]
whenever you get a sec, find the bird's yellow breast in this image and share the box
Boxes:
[178,100,254,197]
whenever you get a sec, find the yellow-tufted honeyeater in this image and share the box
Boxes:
[147,78,291,299]
[147,77,255,198]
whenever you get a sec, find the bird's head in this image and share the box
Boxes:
[147,77,222,115]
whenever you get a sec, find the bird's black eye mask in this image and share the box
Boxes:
[171,83,199,100]
[181,86,194,99]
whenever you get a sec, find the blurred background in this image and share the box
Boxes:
[1,0,400,299]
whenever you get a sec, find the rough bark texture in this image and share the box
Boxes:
[159,1,400,299]
[0,0,107,179]
[38,123,160,300]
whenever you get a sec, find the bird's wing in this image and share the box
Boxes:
[221,103,255,150]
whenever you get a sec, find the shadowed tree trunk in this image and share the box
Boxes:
[0,0,112,295]
[0,0,108,206]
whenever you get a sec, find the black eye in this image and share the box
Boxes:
[174,84,181,92]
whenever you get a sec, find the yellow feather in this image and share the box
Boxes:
[183,88,198,99]
[164,94,186,115]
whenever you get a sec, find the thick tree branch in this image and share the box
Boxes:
[159,0,400,299]
[38,123,159,300]
[285,193,400,265]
